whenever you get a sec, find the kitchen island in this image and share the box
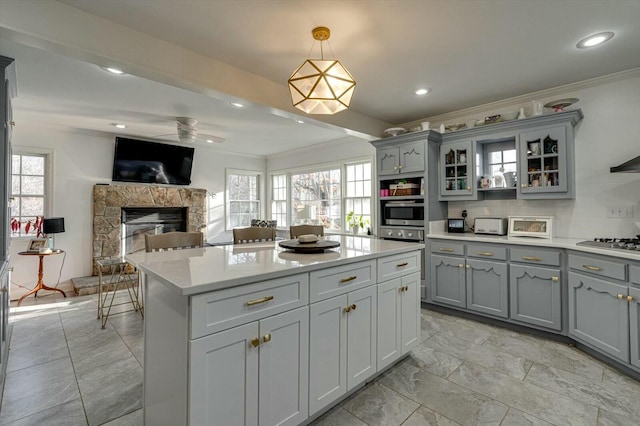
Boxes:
[126,235,423,426]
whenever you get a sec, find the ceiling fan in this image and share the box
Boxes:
[154,117,226,144]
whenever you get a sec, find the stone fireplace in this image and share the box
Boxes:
[93,184,206,275]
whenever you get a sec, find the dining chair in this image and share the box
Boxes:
[145,231,204,252]
[290,224,324,239]
[233,227,276,244]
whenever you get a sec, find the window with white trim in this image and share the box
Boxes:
[226,169,262,229]
[271,174,287,228]
[291,168,341,230]
[11,152,48,237]
[344,161,372,231]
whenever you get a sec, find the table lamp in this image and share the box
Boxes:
[43,217,65,249]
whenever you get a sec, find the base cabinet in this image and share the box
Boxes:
[308,286,377,416]
[466,259,508,318]
[568,273,629,363]
[190,307,309,426]
[430,254,466,308]
[629,286,640,369]
[377,273,420,371]
[510,264,562,331]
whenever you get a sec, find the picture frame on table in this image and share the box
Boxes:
[27,239,47,252]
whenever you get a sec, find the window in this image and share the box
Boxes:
[271,174,287,228]
[11,152,48,237]
[226,169,262,229]
[484,141,517,177]
[291,168,341,231]
[344,161,372,230]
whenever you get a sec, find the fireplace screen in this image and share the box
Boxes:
[121,207,187,254]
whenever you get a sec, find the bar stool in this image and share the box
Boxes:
[96,258,143,329]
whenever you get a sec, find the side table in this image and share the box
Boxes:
[17,250,66,306]
[97,258,143,329]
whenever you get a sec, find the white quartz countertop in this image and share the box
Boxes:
[125,235,424,296]
[427,232,640,261]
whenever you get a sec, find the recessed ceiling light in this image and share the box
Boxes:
[576,31,614,49]
[206,139,214,143]
[112,123,126,129]
[415,88,429,96]
[296,119,305,124]
[101,66,125,75]
[230,102,244,108]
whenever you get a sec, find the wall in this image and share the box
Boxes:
[409,71,640,239]
[8,123,266,299]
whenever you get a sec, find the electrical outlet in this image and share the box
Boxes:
[607,206,633,218]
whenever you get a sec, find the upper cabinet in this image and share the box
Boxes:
[376,141,425,176]
[438,110,582,201]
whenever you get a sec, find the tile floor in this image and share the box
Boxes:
[2,292,640,425]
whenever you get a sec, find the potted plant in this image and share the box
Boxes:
[346,211,369,235]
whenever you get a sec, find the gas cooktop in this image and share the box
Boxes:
[576,238,640,252]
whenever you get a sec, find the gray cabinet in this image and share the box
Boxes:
[518,126,569,198]
[376,142,424,176]
[510,264,562,331]
[466,259,508,318]
[630,286,640,369]
[430,254,466,308]
[439,140,476,200]
[568,272,629,363]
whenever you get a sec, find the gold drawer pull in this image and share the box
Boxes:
[458,264,464,268]
[397,262,409,267]
[439,248,454,252]
[246,295,274,306]
[477,252,493,256]
[340,276,357,283]
[251,338,260,348]
[617,293,624,300]
[523,256,542,261]
[263,334,271,343]
[551,276,559,282]
[627,295,634,302]
[583,264,602,272]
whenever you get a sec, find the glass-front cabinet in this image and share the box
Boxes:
[439,140,477,201]
[518,126,568,198]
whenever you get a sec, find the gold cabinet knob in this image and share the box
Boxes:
[10,121,15,126]
[465,264,471,269]
[251,338,260,348]
[627,295,634,302]
[458,264,464,268]
[350,303,357,310]
[617,294,624,300]
[551,276,559,282]
[399,165,403,169]
[393,166,398,170]
[263,334,271,343]
[466,186,471,191]
[521,183,527,188]
[343,306,351,313]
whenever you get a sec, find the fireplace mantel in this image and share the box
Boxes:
[92,184,206,275]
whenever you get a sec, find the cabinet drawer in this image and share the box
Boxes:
[430,241,464,256]
[310,260,375,303]
[191,273,309,339]
[377,251,420,283]
[510,247,561,267]
[631,265,640,287]
[466,243,507,261]
[568,253,627,282]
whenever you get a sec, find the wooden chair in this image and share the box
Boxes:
[145,231,204,252]
[290,224,324,239]
[233,227,276,244]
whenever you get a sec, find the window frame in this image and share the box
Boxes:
[225,168,265,231]
[10,146,54,239]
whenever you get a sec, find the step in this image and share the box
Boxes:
[71,274,138,296]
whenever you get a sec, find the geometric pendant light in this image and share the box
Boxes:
[288,27,356,114]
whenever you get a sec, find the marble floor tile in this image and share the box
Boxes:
[500,408,553,426]
[6,323,69,373]
[341,382,418,426]
[309,406,367,426]
[433,318,493,345]
[601,366,640,395]
[101,408,143,426]
[0,398,88,426]
[406,343,464,378]
[377,360,508,426]
[597,408,640,426]
[401,405,461,426]
[525,362,640,420]
[66,327,134,376]
[421,307,460,323]
[421,312,450,341]
[0,357,81,425]
[423,333,533,380]
[448,362,598,426]
[75,356,143,426]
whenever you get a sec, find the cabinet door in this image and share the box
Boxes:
[510,265,562,331]
[190,322,259,426]
[258,307,309,426]
[466,259,508,318]
[400,273,421,354]
[630,286,640,369]
[430,255,466,308]
[399,142,425,174]
[377,278,401,371]
[518,126,568,197]
[0,266,7,367]
[309,295,347,415]
[346,286,377,391]
[440,140,475,200]
[377,147,400,176]
[568,272,629,363]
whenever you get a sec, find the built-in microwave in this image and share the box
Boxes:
[382,202,424,226]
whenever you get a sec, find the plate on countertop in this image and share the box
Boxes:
[383,127,407,137]
[279,239,340,253]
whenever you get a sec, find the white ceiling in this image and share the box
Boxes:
[2,0,640,156]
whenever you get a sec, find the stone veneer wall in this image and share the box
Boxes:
[92,184,207,275]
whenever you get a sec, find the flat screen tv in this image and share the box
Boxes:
[112,137,195,185]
